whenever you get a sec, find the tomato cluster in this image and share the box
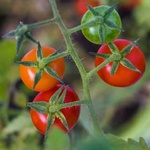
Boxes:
[8,2,146,137]
[17,45,81,135]
[80,4,146,87]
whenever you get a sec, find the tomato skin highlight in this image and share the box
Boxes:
[19,46,65,91]
[30,84,80,134]
[95,39,146,87]
[81,5,122,44]
[75,0,101,17]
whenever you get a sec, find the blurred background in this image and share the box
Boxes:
[1,0,150,149]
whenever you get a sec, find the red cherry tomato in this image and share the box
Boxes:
[30,84,80,134]
[95,39,146,87]
[19,46,65,91]
[75,0,101,17]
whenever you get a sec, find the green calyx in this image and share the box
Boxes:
[15,42,63,89]
[95,39,142,76]
[86,3,123,44]
[27,86,68,137]
[2,22,38,55]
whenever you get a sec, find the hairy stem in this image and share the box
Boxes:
[49,0,104,136]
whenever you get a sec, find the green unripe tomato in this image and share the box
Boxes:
[81,5,122,44]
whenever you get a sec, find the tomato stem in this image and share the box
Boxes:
[87,53,121,78]
[27,18,57,30]
[49,0,104,137]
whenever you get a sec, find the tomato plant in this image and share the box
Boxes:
[95,39,146,87]
[19,46,65,91]
[74,0,101,17]
[30,84,80,134]
[81,5,122,44]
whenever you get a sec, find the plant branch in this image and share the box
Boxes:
[49,0,104,136]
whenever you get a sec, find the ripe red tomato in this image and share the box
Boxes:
[30,84,80,134]
[119,0,141,10]
[95,39,146,87]
[19,46,65,91]
[75,0,101,17]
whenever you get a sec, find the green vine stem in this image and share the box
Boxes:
[48,0,104,136]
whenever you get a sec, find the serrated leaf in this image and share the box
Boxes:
[76,134,150,150]
[27,102,48,114]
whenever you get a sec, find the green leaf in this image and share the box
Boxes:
[44,127,69,150]
[27,102,49,114]
[1,111,35,137]
[76,134,150,150]
[121,58,142,73]
[0,41,16,75]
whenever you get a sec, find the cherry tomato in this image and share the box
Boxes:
[81,5,122,44]
[95,39,146,87]
[19,46,65,91]
[30,84,80,134]
[75,0,101,17]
